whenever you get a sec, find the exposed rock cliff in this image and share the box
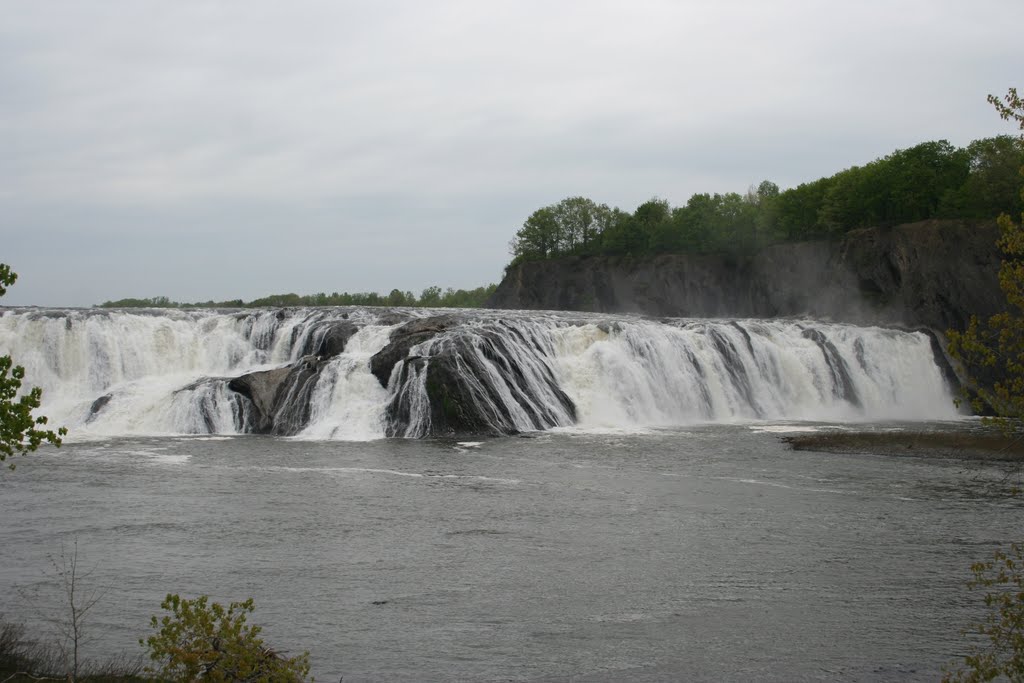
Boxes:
[488,220,1004,331]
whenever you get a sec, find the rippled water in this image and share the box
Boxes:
[0,423,1020,681]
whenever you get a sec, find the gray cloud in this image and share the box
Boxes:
[1,0,1021,306]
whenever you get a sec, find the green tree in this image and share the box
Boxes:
[552,196,596,252]
[142,594,310,682]
[419,285,443,307]
[599,208,644,255]
[939,136,1024,219]
[0,264,66,470]
[945,87,1024,682]
[673,193,717,251]
[884,140,970,224]
[773,176,836,240]
[818,141,970,232]
[755,179,780,201]
[510,206,560,261]
[713,191,759,252]
[751,180,782,245]
[387,288,414,307]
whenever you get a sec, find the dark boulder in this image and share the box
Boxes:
[369,315,456,388]
[227,362,321,435]
[293,319,358,359]
[382,323,576,437]
[228,366,292,423]
[385,353,498,436]
[86,394,112,422]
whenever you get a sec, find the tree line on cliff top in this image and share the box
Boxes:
[508,135,1024,266]
[99,283,497,310]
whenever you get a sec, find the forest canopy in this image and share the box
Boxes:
[508,136,1024,266]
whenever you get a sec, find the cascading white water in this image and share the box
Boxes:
[297,325,395,440]
[389,318,579,437]
[549,319,956,427]
[0,307,960,439]
[0,308,396,437]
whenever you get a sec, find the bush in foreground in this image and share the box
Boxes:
[141,594,310,682]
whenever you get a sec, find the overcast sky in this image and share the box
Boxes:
[1,0,1021,307]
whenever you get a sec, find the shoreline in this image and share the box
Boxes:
[782,430,1024,461]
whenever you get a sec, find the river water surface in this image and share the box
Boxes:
[1,423,1019,682]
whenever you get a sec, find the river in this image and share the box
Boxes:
[0,307,1018,680]
[1,424,1019,681]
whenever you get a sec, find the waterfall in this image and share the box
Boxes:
[297,326,395,441]
[548,319,954,427]
[0,307,960,439]
[0,308,396,437]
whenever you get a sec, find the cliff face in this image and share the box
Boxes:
[487,220,1005,331]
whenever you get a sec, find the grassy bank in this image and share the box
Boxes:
[0,619,145,683]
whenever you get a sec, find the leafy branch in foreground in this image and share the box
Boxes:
[0,264,66,469]
[943,543,1024,682]
[989,88,1024,130]
[141,594,310,682]
[947,211,1024,421]
[944,86,1024,683]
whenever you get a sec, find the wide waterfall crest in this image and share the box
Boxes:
[550,319,953,427]
[0,307,959,438]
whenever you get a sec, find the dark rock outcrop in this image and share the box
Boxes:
[295,319,359,358]
[226,318,364,434]
[367,316,576,436]
[488,220,1004,332]
[381,324,576,436]
[227,366,299,434]
[369,315,456,388]
[86,394,112,422]
[227,357,329,435]
[228,366,294,432]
